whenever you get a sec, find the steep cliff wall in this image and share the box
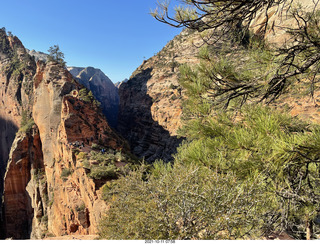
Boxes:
[4,127,43,239]
[0,29,36,238]
[31,61,127,238]
[117,0,320,163]
[0,30,130,239]
[118,29,202,162]
[67,67,119,128]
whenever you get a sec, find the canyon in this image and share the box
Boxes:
[1,0,320,239]
[67,66,119,128]
[0,29,129,239]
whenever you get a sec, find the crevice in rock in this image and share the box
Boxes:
[0,116,18,239]
[117,68,184,163]
[3,126,44,239]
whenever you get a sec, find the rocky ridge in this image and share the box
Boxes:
[27,49,48,62]
[0,29,130,239]
[67,66,119,128]
[117,28,203,162]
[26,50,120,128]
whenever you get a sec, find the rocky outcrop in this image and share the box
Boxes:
[27,49,48,62]
[4,127,44,239]
[250,0,319,46]
[117,0,320,163]
[0,30,36,238]
[0,30,130,239]
[114,79,128,89]
[29,60,127,238]
[118,29,203,162]
[68,67,119,128]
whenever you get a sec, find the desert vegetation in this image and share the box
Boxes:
[97,0,320,240]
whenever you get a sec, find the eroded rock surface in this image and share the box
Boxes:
[68,66,119,128]
[0,29,129,239]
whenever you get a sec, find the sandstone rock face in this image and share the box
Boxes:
[250,0,319,46]
[118,29,202,162]
[114,79,128,89]
[30,61,127,238]
[0,30,36,237]
[4,127,44,239]
[0,30,129,239]
[117,0,320,163]
[68,67,119,128]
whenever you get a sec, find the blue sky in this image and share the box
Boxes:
[0,0,182,82]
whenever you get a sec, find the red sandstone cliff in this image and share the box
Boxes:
[0,29,130,239]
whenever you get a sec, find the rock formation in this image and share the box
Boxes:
[0,29,130,239]
[68,67,119,128]
[114,79,128,89]
[117,29,203,162]
[27,49,48,62]
[1,0,319,239]
[117,0,320,163]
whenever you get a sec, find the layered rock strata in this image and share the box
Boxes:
[0,29,128,239]
[68,67,119,128]
[118,29,202,162]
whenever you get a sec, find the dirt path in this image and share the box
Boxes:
[43,235,99,240]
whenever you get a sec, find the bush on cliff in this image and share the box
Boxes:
[98,1,320,240]
[99,162,268,240]
[99,105,320,239]
[19,111,35,134]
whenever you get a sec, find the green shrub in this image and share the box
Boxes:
[61,168,72,178]
[101,181,118,201]
[99,162,268,240]
[19,116,35,134]
[114,151,123,162]
[91,143,100,150]
[77,152,87,160]
[99,106,320,240]
[89,164,118,180]
[76,202,86,212]
[81,159,90,169]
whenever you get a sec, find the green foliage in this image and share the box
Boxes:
[99,162,269,240]
[101,181,118,201]
[77,152,87,160]
[76,202,86,212]
[90,143,100,150]
[61,168,73,178]
[7,52,27,78]
[99,105,320,239]
[0,28,11,53]
[79,88,94,103]
[89,164,119,180]
[177,104,320,237]
[47,45,66,66]
[98,3,320,239]
[78,88,101,108]
[178,43,279,114]
[19,111,35,134]
[81,159,90,169]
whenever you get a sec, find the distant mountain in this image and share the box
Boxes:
[68,66,119,128]
[114,79,128,89]
[27,50,119,127]
[26,49,48,62]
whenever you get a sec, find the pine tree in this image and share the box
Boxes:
[47,44,66,66]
